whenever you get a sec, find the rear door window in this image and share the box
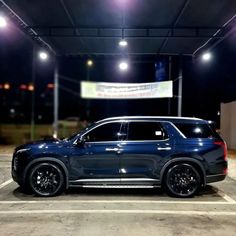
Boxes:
[174,123,220,139]
[127,122,167,141]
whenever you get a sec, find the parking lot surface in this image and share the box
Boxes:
[1,152,236,236]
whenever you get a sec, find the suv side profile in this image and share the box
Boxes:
[12,116,227,198]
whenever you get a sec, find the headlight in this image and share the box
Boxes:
[16,148,30,154]
[13,148,30,171]
[13,156,18,171]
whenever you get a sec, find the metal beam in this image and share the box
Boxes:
[193,14,236,56]
[0,0,55,54]
[63,52,192,57]
[158,0,192,53]
[59,0,90,52]
[26,26,224,39]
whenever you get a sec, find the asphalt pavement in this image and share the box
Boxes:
[1,149,236,236]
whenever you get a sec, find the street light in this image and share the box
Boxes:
[119,39,128,47]
[0,16,7,28]
[87,59,93,67]
[86,59,94,120]
[30,49,49,141]
[119,61,129,71]
[201,52,212,62]
[3,83,10,90]
[38,51,49,61]
[28,83,34,91]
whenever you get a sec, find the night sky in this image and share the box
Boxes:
[1,25,236,125]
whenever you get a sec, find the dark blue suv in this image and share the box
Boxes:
[12,116,227,197]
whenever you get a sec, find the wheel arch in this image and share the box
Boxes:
[160,157,206,186]
[23,157,69,189]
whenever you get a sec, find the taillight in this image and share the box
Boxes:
[214,141,227,161]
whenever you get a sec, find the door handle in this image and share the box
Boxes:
[157,147,172,151]
[105,148,119,152]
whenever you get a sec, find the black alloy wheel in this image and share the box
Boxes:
[165,163,201,198]
[29,163,65,197]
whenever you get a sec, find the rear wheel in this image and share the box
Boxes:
[164,163,201,198]
[29,163,65,197]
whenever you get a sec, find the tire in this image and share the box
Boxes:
[29,163,65,197]
[164,163,201,198]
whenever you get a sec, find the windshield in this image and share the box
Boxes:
[66,122,96,141]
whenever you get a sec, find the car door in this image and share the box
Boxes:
[119,121,173,184]
[69,121,124,182]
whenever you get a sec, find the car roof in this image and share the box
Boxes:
[96,116,208,124]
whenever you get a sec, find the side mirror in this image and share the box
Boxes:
[76,137,85,147]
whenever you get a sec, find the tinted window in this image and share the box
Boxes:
[84,122,122,142]
[174,123,219,138]
[127,122,167,141]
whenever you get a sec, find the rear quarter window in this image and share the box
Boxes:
[174,123,220,139]
[127,122,168,141]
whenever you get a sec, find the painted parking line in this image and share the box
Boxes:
[217,190,236,202]
[0,154,12,158]
[0,200,235,205]
[1,209,236,216]
[210,186,236,202]
[0,179,13,190]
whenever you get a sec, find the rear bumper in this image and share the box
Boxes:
[206,173,226,183]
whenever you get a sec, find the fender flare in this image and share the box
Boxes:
[160,157,206,186]
[23,157,69,189]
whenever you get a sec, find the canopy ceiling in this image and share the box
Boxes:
[1,0,236,56]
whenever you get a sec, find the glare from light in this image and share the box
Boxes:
[3,83,10,90]
[28,84,34,91]
[119,61,129,71]
[87,59,93,67]
[117,0,127,5]
[38,51,49,61]
[119,39,128,47]
[0,16,7,28]
[194,127,202,134]
[201,52,212,62]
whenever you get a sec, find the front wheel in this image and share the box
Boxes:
[164,163,201,198]
[29,163,65,197]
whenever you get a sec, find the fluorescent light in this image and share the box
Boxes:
[202,52,212,62]
[119,39,128,47]
[0,16,7,28]
[119,61,129,71]
[38,51,49,61]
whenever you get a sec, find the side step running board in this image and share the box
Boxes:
[80,185,156,189]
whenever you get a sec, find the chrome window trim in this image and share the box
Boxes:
[169,123,187,139]
[73,119,187,144]
[118,139,170,143]
[84,141,122,144]
[99,116,203,123]
[83,139,170,144]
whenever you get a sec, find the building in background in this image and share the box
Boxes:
[221,101,236,150]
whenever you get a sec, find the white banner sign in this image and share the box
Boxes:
[81,81,173,99]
